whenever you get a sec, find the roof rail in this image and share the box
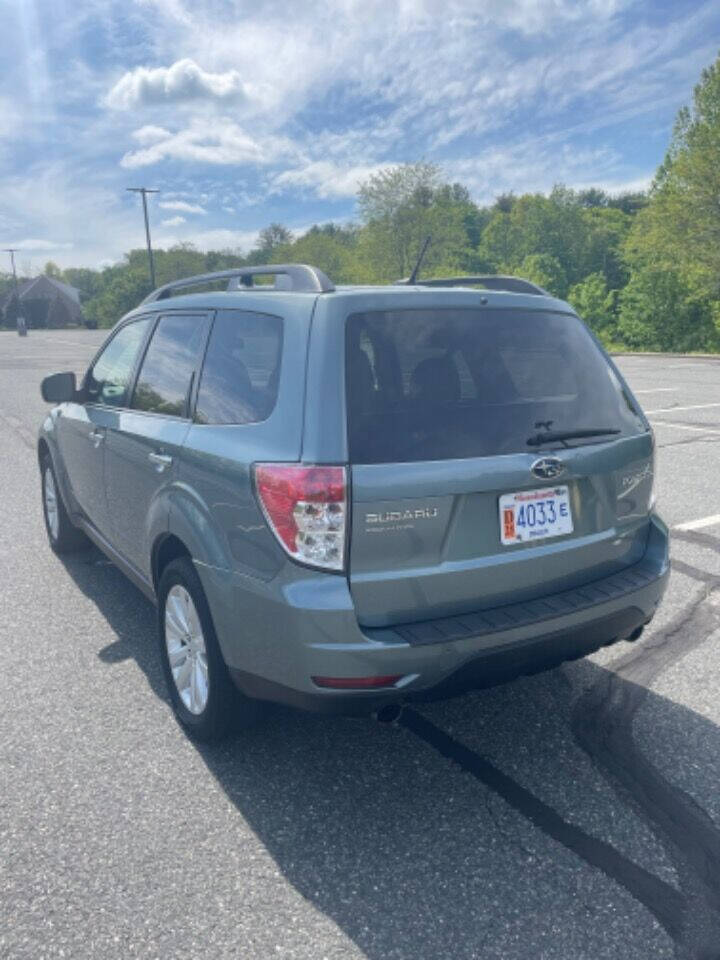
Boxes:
[142,264,335,303]
[397,275,549,296]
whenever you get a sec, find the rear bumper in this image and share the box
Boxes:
[231,604,651,714]
[217,515,670,715]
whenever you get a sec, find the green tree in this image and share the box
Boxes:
[492,193,516,213]
[63,267,104,302]
[257,223,294,256]
[577,188,608,208]
[568,272,616,340]
[357,163,469,279]
[283,228,358,283]
[607,192,648,215]
[478,189,589,289]
[85,267,150,328]
[152,243,207,285]
[581,206,632,290]
[204,249,245,272]
[518,253,567,297]
[618,51,720,349]
[477,210,521,270]
[626,53,720,295]
[617,267,719,352]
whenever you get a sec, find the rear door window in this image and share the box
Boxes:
[131,313,208,417]
[346,308,644,463]
[195,310,283,425]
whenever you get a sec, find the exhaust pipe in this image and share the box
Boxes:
[373,703,404,724]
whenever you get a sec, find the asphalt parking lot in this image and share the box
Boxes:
[1,329,720,960]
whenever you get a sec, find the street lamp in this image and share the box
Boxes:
[3,248,26,335]
[127,187,159,289]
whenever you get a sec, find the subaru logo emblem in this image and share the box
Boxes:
[531,457,565,480]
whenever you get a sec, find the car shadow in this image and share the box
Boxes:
[60,545,720,959]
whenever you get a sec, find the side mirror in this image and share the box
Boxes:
[41,372,77,403]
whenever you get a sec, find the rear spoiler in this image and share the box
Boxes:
[396,275,549,296]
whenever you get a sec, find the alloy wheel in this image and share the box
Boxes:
[44,467,59,541]
[164,584,210,715]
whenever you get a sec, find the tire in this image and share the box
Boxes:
[157,557,259,741]
[40,454,89,554]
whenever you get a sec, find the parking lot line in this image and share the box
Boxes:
[649,420,720,436]
[634,388,676,394]
[645,402,720,415]
[674,514,720,532]
[30,336,94,347]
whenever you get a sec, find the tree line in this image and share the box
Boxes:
[4,52,720,352]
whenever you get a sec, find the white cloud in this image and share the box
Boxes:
[97,0,717,204]
[132,125,172,146]
[154,226,261,253]
[0,95,25,141]
[120,118,291,169]
[161,215,186,226]
[271,161,394,199]
[445,140,632,204]
[7,238,73,251]
[106,58,247,110]
[6,0,717,270]
[125,0,641,147]
[158,199,206,214]
[573,174,654,196]
[0,163,151,269]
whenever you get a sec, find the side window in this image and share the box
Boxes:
[195,310,283,425]
[87,318,151,407]
[132,313,208,417]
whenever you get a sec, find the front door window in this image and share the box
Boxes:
[86,318,151,407]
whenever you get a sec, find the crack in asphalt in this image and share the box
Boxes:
[571,589,720,958]
[673,530,720,555]
[401,705,687,939]
[402,584,720,958]
[0,409,36,450]
[658,436,720,450]
[672,558,720,586]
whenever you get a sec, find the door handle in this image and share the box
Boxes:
[89,428,105,447]
[148,451,173,471]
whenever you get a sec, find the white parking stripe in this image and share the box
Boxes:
[634,388,676,394]
[674,514,720,532]
[645,402,720,415]
[28,337,93,347]
[650,420,720,436]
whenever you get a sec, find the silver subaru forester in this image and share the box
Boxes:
[38,265,669,740]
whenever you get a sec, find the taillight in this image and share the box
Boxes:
[253,463,347,571]
[649,437,657,511]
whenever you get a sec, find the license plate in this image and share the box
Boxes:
[499,486,573,545]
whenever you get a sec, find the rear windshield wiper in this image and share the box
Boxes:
[526,428,621,448]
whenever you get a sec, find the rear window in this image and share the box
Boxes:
[346,309,644,464]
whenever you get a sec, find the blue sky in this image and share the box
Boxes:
[1,0,719,270]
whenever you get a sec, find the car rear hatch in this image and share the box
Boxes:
[345,305,653,628]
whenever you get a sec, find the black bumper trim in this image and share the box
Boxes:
[365,557,664,647]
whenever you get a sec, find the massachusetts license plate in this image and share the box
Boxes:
[499,486,573,545]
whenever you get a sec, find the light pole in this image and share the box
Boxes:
[127,187,159,289]
[3,247,26,335]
